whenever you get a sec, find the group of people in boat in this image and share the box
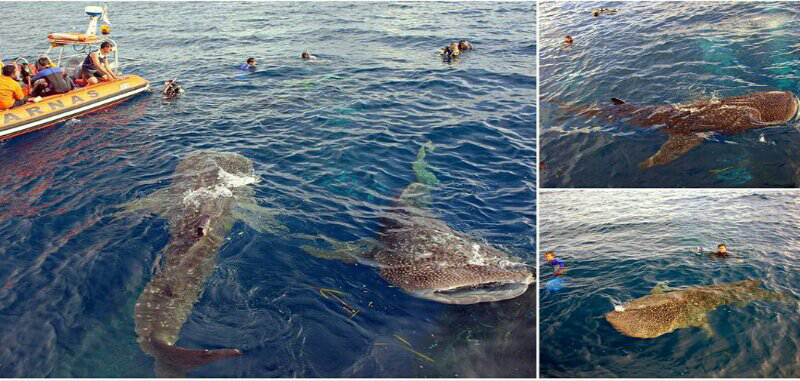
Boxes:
[0,41,117,111]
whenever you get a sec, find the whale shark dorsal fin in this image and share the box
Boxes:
[651,281,669,295]
[412,141,439,187]
[611,97,626,105]
[639,132,704,169]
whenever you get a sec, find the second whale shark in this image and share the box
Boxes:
[605,279,794,339]
[569,91,800,168]
[300,142,534,305]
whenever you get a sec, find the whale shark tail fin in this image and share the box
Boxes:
[152,340,241,377]
[639,132,703,169]
[412,141,439,187]
[611,97,626,105]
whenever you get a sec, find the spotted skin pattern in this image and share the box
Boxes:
[605,279,793,339]
[583,91,800,168]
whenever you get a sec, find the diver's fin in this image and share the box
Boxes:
[412,141,439,186]
[611,97,626,105]
[232,200,287,234]
[639,132,703,169]
[297,235,377,264]
[152,341,241,377]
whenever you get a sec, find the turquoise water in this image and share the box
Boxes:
[540,190,800,377]
[540,2,800,187]
[0,2,536,377]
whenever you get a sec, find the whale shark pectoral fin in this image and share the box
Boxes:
[114,188,173,220]
[639,132,704,169]
[298,235,377,264]
[700,316,714,339]
[611,97,626,105]
[231,201,287,234]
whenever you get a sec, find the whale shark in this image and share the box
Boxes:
[573,91,800,168]
[120,152,282,377]
[300,143,533,305]
[605,279,794,339]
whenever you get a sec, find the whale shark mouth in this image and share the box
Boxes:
[414,278,532,305]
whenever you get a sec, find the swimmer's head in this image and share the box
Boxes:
[717,244,727,254]
[564,35,573,44]
[246,57,256,67]
[301,50,311,60]
[458,40,472,51]
[449,42,461,55]
[545,251,555,262]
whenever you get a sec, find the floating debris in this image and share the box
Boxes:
[375,335,437,363]
[315,287,360,318]
[709,166,733,174]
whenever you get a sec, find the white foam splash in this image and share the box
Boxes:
[467,243,488,266]
[182,167,258,207]
[614,305,625,312]
[217,167,258,188]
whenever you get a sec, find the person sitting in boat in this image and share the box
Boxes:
[30,57,74,97]
[0,64,27,110]
[82,41,117,85]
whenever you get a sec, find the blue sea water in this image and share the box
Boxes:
[0,2,536,377]
[539,2,800,187]
[539,190,800,378]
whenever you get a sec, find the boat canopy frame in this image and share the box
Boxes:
[41,38,120,76]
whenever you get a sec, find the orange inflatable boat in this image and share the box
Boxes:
[1,4,150,141]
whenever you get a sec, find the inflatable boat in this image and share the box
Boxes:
[0,5,150,140]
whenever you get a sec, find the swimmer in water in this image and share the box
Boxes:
[696,244,731,258]
[593,7,618,17]
[458,40,473,51]
[240,57,256,71]
[439,42,461,60]
[564,35,573,45]
[301,50,317,61]
[545,251,566,275]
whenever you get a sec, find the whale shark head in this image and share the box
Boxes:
[176,151,255,181]
[411,268,534,305]
[375,218,534,305]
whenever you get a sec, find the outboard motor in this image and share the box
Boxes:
[63,56,83,82]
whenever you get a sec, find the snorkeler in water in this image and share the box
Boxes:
[240,57,256,71]
[301,50,317,61]
[592,7,618,17]
[545,251,567,275]
[696,244,731,258]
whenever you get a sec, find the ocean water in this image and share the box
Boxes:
[0,2,536,378]
[539,190,800,378]
[539,2,800,187]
